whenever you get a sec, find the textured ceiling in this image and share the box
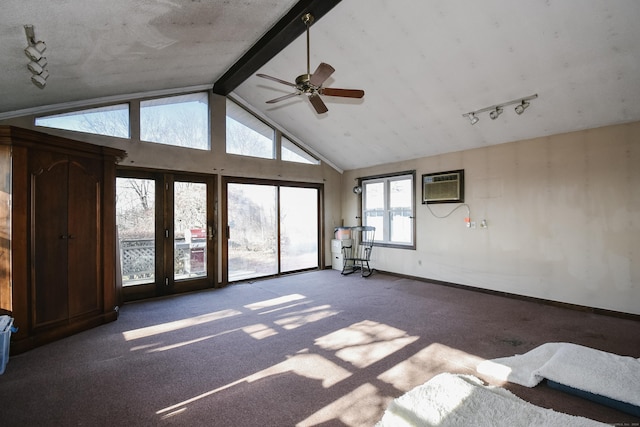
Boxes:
[236,0,640,170]
[0,0,298,112]
[2,1,640,171]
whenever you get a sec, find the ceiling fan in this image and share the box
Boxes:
[256,13,364,114]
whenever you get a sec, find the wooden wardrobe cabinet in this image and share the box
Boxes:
[0,126,126,354]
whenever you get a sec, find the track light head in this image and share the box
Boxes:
[31,70,49,89]
[27,57,48,75]
[468,113,479,125]
[489,106,503,120]
[24,41,46,61]
[515,100,530,115]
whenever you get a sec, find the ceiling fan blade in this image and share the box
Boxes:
[308,93,328,114]
[256,73,297,88]
[320,88,365,98]
[309,62,335,87]
[266,92,300,104]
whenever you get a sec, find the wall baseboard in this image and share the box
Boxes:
[376,270,640,322]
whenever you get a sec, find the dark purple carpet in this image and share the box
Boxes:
[0,270,638,426]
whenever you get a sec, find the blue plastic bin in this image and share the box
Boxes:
[0,315,15,375]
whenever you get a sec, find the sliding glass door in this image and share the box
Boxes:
[280,186,318,273]
[224,179,321,283]
[227,183,278,281]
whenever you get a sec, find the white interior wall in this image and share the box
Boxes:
[342,122,640,315]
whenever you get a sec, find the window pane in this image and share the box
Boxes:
[36,104,129,138]
[227,183,278,281]
[0,146,11,292]
[282,136,319,164]
[389,178,412,243]
[226,99,274,159]
[362,173,414,246]
[174,181,207,280]
[280,187,318,272]
[116,178,155,286]
[141,92,209,150]
[363,181,385,240]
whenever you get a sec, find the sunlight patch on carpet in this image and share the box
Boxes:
[274,305,340,330]
[246,352,352,388]
[149,334,219,352]
[242,323,278,339]
[315,320,419,368]
[378,343,486,392]
[244,293,306,310]
[122,309,242,340]
[156,352,352,416]
[297,383,386,427]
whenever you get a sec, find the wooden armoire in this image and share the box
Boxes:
[0,126,126,354]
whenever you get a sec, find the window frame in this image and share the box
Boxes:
[361,170,416,250]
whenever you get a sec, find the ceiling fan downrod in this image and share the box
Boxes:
[302,13,314,76]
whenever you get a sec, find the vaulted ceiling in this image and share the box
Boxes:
[2,1,639,171]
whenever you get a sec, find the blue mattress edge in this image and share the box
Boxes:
[546,379,640,418]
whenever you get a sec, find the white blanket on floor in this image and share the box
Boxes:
[376,373,608,427]
[477,342,640,407]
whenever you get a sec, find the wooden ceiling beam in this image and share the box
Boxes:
[212,0,341,96]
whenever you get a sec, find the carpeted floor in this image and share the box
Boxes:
[0,270,638,426]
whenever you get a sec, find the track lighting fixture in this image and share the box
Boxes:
[24,25,49,89]
[489,106,503,120]
[463,94,537,125]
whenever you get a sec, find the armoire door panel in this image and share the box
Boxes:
[67,159,101,317]
[30,153,69,327]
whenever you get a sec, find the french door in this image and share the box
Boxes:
[222,178,321,283]
[116,170,216,301]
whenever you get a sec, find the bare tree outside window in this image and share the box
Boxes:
[35,104,129,138]
[116,178,156,285]
[141,93,209,150]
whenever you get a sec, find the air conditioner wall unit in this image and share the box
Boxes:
[422,169,464,204]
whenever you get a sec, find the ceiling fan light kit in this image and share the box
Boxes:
[463,93,538,125]
[256,12,364,114]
